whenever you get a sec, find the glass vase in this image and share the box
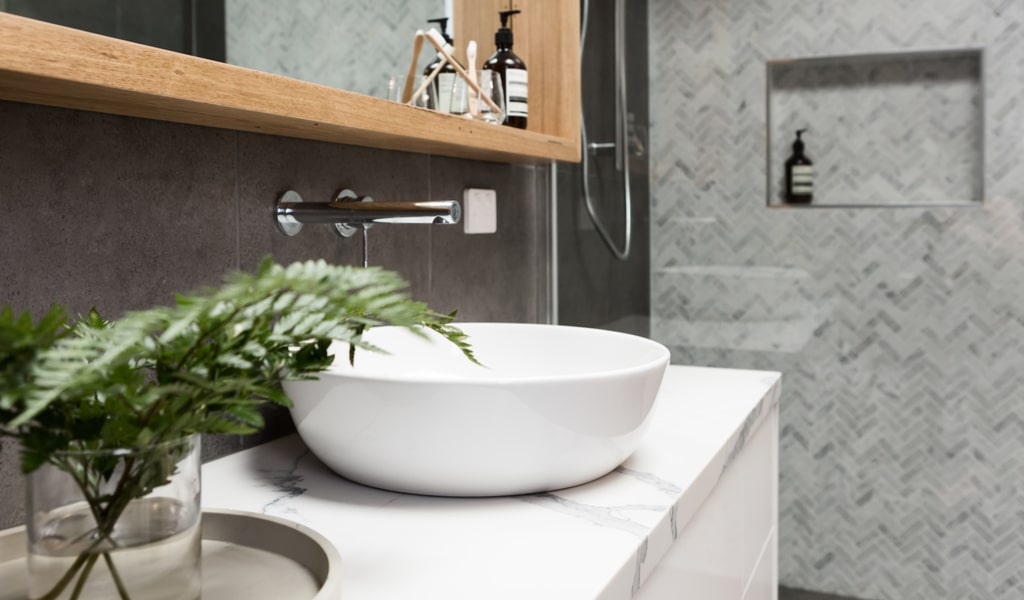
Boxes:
[26,435,202,600]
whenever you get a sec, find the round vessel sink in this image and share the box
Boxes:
[284,323,670,497]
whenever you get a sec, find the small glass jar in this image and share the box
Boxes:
[26,435,201,600]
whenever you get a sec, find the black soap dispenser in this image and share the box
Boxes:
[784,129,814,204]
[424,17,463,113]
[483,9,528,129]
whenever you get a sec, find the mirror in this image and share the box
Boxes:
[1,0,474,98]
[227,0,452,98]
[0,0,580,162]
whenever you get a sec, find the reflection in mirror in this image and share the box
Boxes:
[1,0,226,60]
[228,1,445,98]
[2,0,458,99]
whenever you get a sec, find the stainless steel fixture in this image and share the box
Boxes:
[274,189,461,267]
[274,189,460,238]
[580,0,633,261]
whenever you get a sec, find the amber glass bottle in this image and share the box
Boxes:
[482,10,528,129]
[423,17,463,114]
[784,129,814,203]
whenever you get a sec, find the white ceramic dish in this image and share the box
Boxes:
[285,323,670,496]
[0,509,342,600]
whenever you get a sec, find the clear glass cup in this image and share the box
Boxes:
[414,75,435,109]
[383,75,406,102]
[427,72,457,113]
[474,70,506,125]
[448,77,469,116]
[384,75,431,107]
[26,435,202,600]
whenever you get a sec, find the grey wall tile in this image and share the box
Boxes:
[0,101,238,318]
[0,440,24,537]
[428,158,544,323]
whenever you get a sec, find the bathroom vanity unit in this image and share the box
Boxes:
[202,365,780,600]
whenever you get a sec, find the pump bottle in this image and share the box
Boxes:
[423,17,464,114]
[784,129,814,203]
[482,9,528,129]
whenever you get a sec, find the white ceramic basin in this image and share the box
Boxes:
[284,323,670,497]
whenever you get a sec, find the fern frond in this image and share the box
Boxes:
[1,258,476,475]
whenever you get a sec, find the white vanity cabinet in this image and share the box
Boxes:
[203,365,781,600]
[636,402,778,600]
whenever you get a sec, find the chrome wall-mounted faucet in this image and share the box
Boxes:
[274,189,461,266]
[274,189,460,237]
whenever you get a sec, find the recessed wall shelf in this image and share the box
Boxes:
[766,47,984,208]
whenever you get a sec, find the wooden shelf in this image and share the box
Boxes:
[0,12,581,164]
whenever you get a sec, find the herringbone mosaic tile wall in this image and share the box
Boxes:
[649,0,1024,597]
[227,0,442,98]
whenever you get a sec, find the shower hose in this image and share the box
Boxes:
[580,0,633,260]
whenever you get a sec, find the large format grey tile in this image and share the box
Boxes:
[0,439,24,531]
[427,158,545,323]
[0,101,238,318]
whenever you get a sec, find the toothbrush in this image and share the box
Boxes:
[409,31,451,107]
[410,60,447,106]
[422,28,501,114]
[401,30,425,103]
[467,40,478,116]
[409,28,454,106]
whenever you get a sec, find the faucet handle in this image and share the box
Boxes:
[274,189,306,237]
[331,189,371,238]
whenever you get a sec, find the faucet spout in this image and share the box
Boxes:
[280,200,460,225]
[274,190,461,238]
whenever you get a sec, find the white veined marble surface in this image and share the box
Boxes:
[201,365,782,600]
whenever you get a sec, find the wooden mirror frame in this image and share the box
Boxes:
[0,1,580,164]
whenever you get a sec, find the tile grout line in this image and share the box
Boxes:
[232,132,241,271]
[426,152,433,306]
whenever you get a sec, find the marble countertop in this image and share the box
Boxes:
[202,365,782,600]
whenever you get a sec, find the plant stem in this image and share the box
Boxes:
[38,454,143,600]
[69,553,100,600]
[34,458,104,599]
[36,551,91,600]
[102,551,132,600]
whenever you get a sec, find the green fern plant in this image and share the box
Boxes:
[0,258,474,599]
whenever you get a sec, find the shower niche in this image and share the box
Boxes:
[766,47,984,208]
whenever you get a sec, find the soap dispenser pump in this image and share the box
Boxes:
[423,17,463,113]
[483,9,528,129]
[784,129,814,204]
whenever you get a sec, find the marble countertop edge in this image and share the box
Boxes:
[603,368,782,597]
[200,365,783,600]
